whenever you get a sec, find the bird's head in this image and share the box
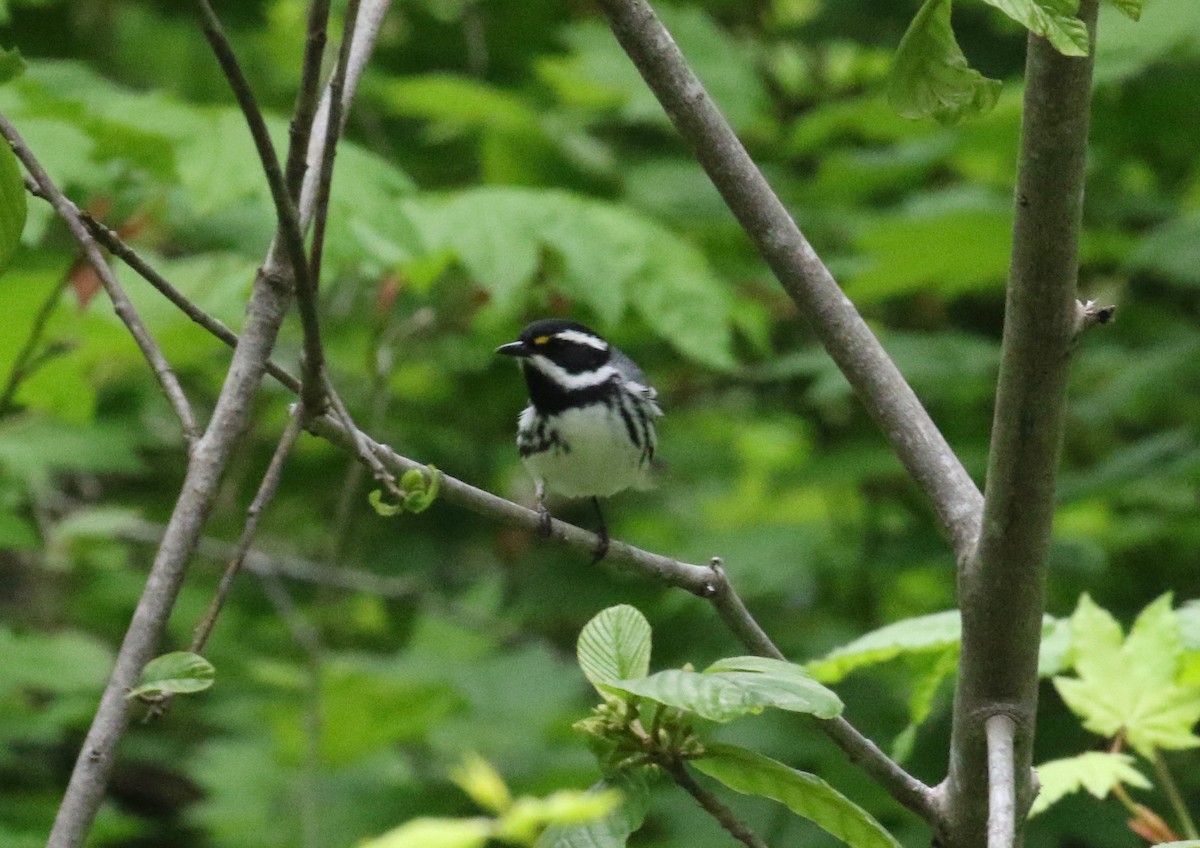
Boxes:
[496,319,613,384]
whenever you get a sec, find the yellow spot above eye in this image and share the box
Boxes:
[533,336,550,346]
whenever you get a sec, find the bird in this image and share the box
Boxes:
[497,319,662,561]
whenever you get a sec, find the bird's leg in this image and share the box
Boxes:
[590,496,610,563]
[535,480,552,539]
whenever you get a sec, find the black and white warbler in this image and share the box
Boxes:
[497,319,662,561]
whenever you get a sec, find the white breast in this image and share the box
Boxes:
[520,403,654,499]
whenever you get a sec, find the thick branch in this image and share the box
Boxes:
[943,5,1099,847]
[591,0,983,559]
[986,714,1016,848]
[44,6,393,846]
[0,117,200,445]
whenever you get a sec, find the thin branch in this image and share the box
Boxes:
[985,714,1016,848]
[590,0,983,560]
[189,411,305,654]
[0,117,200,445]
[1153,751,1199,841]
[46,6,393,845]
[944,5,1101,847]
[660,757,769,848]
[23,179,303,394]
[116,519,422,599]
[194,0,323,411]
[0,273,68,415]
[284,0,332,202]
[304,410,942,825]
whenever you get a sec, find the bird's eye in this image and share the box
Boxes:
[533,336,550,346]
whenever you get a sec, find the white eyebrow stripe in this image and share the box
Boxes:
[553,329,609,350]
[529,358,617,389]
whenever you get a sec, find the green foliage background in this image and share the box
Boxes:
[1,0,1199,845]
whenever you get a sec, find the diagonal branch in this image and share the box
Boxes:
[943,4,1100,847]
[0,117,200,445]
[590,0,983,560]
[45,5,394,846]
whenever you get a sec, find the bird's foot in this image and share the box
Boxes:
[590,525,610,564]
[536,503,553,539]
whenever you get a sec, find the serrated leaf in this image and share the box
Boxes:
[577,605,652,693]
[357,817,490,848]
[807,611,962,682]
[126,651,215,700]
[979,0,1090,56]
[605,660,843,723]
[1029,752,1151,816]
[694,745,901,848]
[889,0,1002,124]
[0,131,27,274]
[535,773,651,848]
[1054,594,1200,756]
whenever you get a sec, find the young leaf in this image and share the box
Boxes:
[368,489,403,517]
[807,610,962,683]
[535,773,651,848]
[451,753,512,814]
[494,789,622,844]
[605,661,842,723]
[1053,594,1200,756]
[693,745,901,848]
[1107,0,1146,20]
[979,0,1090,56]
[1029,752,1151,816]
[577,605,652,693]
[888,0,1002,124]
[0,46,26,85]
[0,131,27,274]
[357,817,491,848]
[126,651,215,700]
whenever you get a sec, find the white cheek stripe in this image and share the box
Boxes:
[529,357,617,390]
[553,329,609,350]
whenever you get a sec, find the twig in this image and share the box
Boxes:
[660,757,769,848]
[985,714,1016,848]
[284,0,332,202]
[0,117,200,445]
[590,0,983,560]
[1071,298,1116,339]
[46,6,393,845]
[943,5,1101,847]
[22,179,303,395]
[1153,751,1199,840]
[116,520,422,599]
[195,0,324,412]
[304,411,942,825]
[189,411,305,654]
[0,273,69,415]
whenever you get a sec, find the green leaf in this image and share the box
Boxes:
[357,818,491,848]
[807,611,962,682]
[605,658,843,722]
[126,651,215,700]
[494,790,622,844]
[0,627,112,695]
[979,0,1090,56]
[0,46,25,86]
[0,130,27,273]
[368,489,403,517]
[888,0,1002,124]
[1106,0,1146,19]
[577,605,652,693]
[1053,594,1200,756]
[1029,752,1151,816]
[693,745,901,848]
[535,773,651,848]
[450,753,512,814]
